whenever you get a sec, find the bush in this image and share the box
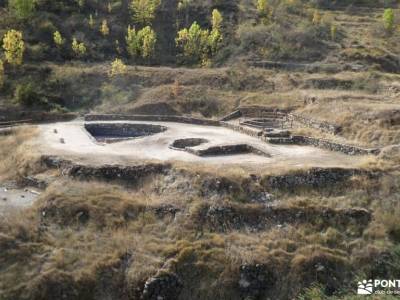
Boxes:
[14,82,44,106]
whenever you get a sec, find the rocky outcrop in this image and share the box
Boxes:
[197,203,371,232]
[239,264,275,300]
[142,271,183,300]
[262,167,376,190]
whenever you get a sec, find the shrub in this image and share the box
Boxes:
[109,58,127,77]
[8,0,35,20]
[257,0,272,24]
[2,30,25,66]
[383,8,395,33]
[14,82,42,106]
[71,38,87,58]
[88,14,95,28]
[53,31,65,47]
[100,19,110,36]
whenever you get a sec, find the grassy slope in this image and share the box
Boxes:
[0,1,400,299]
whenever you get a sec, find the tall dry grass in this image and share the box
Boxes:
[0,126,41,181]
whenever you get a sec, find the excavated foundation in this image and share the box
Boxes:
[85,123,167,143]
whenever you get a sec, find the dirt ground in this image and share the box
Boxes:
[36,120,367,171]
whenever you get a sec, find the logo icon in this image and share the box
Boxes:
[358,279,374,295]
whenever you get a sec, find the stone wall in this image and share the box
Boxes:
[85,114,220,126]
[41,156,170,182]
[220,121,262,138]
[261,167,377,190]
[223,119,379,156]
[238,106,290,118]
[287,113,342,135]
[220,110,242,121]
[0,110,77,124]
[292,136,380,155]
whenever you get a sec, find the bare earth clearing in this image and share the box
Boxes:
[38,120,366,170]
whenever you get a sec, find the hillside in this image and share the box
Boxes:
[0,0,400,300]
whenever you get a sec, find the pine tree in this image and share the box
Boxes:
[126,25,156,59]
[176,22,209,63]
[126,25,140,57]
[130,0,160,25]
[138,26,156,58]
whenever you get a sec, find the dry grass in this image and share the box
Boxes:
[0,168,399,299]
[0,126,41,181]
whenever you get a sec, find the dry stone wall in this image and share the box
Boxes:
[287,113,342,135]
[85,114,220,126]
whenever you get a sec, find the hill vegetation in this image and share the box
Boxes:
[0,0,400,299]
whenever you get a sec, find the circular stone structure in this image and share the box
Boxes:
[37,120,367,169]
[85,123,167,143]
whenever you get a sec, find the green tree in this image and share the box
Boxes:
[330,24,337,41]
[3,30,25,66]
[126,25,157,59]
[209,9,223,55]
[72,38,87,57]
[100,19,110,36]
[383,8,395,32]
[8,0,35,20]
[88,14,95,28]
[176,22,209,63]
[212,9,223,31]
[256,0,271,24]
[130,0,160,25]
[126,25,141,57]
[0,60,4,89]
[53,31,65,47]
[138,26,156,58]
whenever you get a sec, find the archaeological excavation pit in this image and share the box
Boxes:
[169,138,209,150]
[40,120,367,167]
[85,123,167,143]
[186,144,271,157]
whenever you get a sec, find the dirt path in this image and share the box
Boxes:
[0,183,40,215]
